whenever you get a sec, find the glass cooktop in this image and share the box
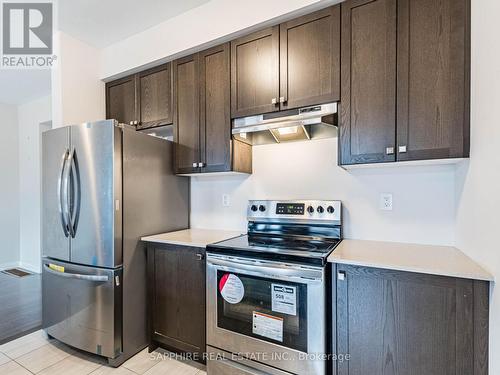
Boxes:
[208,234,341,266]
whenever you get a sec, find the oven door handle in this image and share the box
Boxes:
[207,255,323,283]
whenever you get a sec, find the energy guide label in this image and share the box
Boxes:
[271,284,297,316]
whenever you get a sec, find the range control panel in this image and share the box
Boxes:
[276,203,305,215]
[248,200,341,223]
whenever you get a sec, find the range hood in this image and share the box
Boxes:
[232,102,338,145]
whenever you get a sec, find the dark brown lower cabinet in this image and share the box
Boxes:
[147,244,206,363]
[332,264,489,375]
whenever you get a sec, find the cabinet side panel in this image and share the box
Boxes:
[122,130,189,357]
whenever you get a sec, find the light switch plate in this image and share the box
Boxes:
[380,193,393,211]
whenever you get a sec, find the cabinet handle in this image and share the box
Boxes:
[196,253,204,261]
[271,98,278,105]
[279,96,287,103]
[386,147,395,155]
[398,145,407,153]
[192,162,198,168]
[337,271,346,281]
[198,162,205,168]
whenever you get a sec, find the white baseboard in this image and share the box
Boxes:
[0,261,41,274]
[19,262,41,274]
[0,262,22,271]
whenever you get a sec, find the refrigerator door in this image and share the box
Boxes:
[69,120,122,268]
[42,258,122,359]
[42,126,71,262]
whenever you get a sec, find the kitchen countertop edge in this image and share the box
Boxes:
[141,228,244,248]
[328,239,494,282]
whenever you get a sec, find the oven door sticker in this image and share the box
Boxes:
[252,311,283,342]
[219,273,244,304]
[271,284,297,316]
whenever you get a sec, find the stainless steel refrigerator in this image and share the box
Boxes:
[41,120,189,366]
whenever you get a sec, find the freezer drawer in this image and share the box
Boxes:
[42,258,122,359]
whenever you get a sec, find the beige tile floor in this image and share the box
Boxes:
[0,331,206,375]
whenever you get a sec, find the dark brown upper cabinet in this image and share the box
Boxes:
[106,74,137,126]
[174,43,252,175]
[231,5,340,118]
[339,0,470,166]
[106,63,173,130]
[231,27,280,118]
[173,54,200,175]
[396,0,470,161]
[279,6,340,110]
[136,64,173,130]
[339,0,397,165]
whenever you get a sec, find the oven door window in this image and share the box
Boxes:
[216,271,307,353]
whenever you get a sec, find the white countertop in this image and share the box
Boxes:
[328,239,493,281]
[141,228,243,248]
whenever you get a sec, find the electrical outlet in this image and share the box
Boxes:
[222,194,230,207]
[380,193,393,211]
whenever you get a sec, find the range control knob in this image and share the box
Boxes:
[250,205,258,212]
[317,206,324,214]
[258,205,266,212]
[307,206,315,214]
[327,206,335,214]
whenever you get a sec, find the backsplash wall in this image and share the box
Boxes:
[190,138,456,246]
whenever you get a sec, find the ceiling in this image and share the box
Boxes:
[58,0,211,48]
[0,70,51,105]
[0,0,209,105]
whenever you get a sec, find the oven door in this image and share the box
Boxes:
[207,254,326,375]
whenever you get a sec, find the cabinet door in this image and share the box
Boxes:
[106,75,137,125]
[396,0,470,161]
[137,63,173,130]
[334,264,474,375]
[279,5,340,110]
[150,245,206,356]
[339,0,397,165]
[231,27,280,118]
[199,43,231,173]
[173,54,200,174]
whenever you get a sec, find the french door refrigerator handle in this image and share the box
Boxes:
[43,264,109,282]
[62,147,74,237]
[69,147,80,238]
[58,149,70,237]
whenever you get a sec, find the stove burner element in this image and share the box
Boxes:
[209,200,342,266]
[248,238,321,251]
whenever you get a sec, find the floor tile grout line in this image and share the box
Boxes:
[11,359,37,374]
[13,346,74,374]
[1,338,53,362]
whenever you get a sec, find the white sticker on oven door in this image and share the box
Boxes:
[271,284,297,316]
[219,273,244,304]
[252,311,283,342]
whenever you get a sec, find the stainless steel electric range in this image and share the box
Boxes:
[206,200,342,375]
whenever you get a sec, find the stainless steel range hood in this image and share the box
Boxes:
[232,102,338,145]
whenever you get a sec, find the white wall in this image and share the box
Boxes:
[455,0,500,372]
[191,138,456,245]
[0,103,20,268]
[18,96,52,273]
[52,32,105,128]
[101,0,341,79]
[64,0,499,370]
